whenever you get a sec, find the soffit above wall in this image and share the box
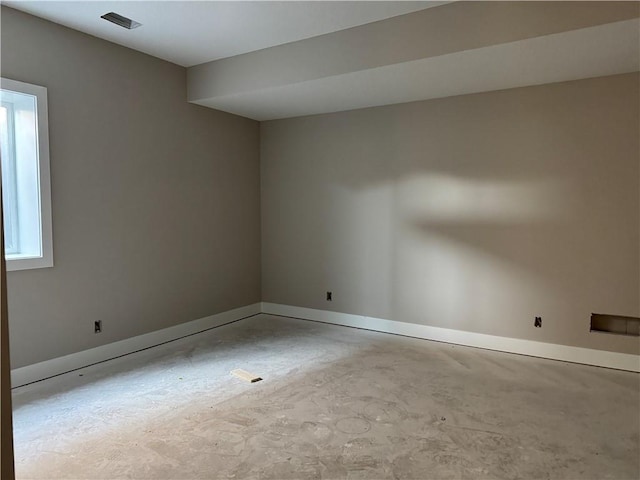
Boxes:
[187,1,640,120]
[5,1,639,121]
[196,19,640,121]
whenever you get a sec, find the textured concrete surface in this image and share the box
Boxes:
[12,314,640,479]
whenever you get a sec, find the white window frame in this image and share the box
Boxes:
[1,77,53,271]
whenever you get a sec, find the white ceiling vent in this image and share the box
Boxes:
[100,12,142,30]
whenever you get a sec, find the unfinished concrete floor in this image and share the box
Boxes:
[12,314,640,479]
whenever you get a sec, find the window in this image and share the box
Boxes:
[1,78,53,271]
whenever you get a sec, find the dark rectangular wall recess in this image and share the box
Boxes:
[590,314,640,337]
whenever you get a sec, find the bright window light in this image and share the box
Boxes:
[1,78,53,271]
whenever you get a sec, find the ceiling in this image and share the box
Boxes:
[4,1,444,67]
[4,1,639,121]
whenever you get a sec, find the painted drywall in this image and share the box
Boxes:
[188,1,639,106]
[1,7,261,368]
[261,73,640,355]
[192,19,640,120]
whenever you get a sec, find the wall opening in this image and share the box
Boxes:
[590,314,640,337]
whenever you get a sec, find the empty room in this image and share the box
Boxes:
[0,1,639,479]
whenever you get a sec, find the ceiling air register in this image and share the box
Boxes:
[100,12,142,30]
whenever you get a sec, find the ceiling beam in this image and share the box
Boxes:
[187,1,639,118]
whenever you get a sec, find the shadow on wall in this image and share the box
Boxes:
[273,78,640,348]
[324,171,579,334]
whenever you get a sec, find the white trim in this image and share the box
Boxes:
[11,303,261,388]
[262,303,640,373]
[12,301,638,387]
[1,77,53,271]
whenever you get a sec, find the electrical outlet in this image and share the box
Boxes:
[534,316,542,328]
[326,291,332,301]
[94,320,102,333]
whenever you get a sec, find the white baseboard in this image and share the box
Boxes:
[12,301,638,387]
[11,303,261,388]
[262,303,640,373]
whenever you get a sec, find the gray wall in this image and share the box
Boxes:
[1,7,261,368]
[261,73,639,355]
[2,7,637,368]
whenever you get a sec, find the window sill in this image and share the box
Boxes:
[6,255,53,272]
